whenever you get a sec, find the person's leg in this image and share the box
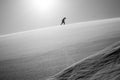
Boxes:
[61,21,64,25]
[63,22,65,25]
[61,22,63,25]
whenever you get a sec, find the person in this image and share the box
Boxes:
[61,17,66,25]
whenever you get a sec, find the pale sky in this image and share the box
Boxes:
[0,0,120,35]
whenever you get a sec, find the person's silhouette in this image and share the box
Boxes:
[61,17,66,25]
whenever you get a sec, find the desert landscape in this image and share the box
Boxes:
[48,40,120,80]
[0,18,120,80]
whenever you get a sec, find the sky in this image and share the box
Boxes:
[0,0,120,35]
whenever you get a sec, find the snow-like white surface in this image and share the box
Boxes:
[0,18,120,60]
[0,18,120,80]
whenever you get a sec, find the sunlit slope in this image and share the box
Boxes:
[48,41,120,80]
[0,18,120,61]
[0,18,120,80]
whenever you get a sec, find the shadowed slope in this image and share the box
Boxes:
[0,18,120,80]
[48,41,120,80]
[0,18,120,61]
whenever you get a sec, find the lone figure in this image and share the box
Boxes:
[61,17,66,25]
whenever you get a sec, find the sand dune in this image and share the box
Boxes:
[0,18,120,61]
[48,41,120,80]
[0,18,120,80]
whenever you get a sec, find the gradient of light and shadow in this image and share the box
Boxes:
[0,0,120,80]
[0,0,120,35]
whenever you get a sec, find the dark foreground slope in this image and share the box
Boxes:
[0,18,120,80]
[48,41,120,80]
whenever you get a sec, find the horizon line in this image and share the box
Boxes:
[0,17,120,38]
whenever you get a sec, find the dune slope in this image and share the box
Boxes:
[48,41,120,80]
[0,18,120,80]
